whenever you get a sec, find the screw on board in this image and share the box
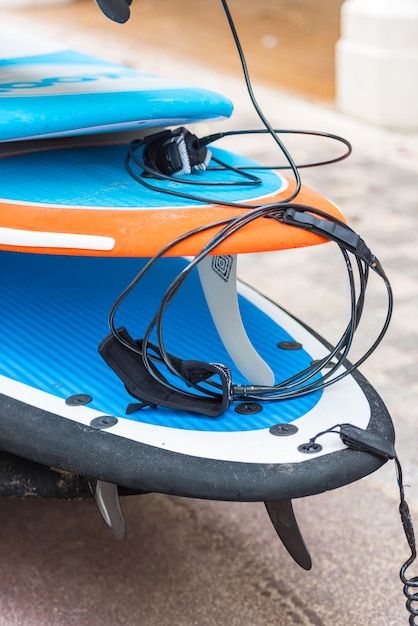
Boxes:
[65,394,93,406]
[297,442,323,454]
[90,416,118,430]
[235,402,263,415]
[269,423,299,436]
[277,341,303,350]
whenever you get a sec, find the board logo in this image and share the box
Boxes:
[211,255,233,282]
[0,64,148,96]
[0,73,123,93]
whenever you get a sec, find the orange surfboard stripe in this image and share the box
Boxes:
[0,178,343,257]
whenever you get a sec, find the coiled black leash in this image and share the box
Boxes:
[398,458,418,625]
[307,423,418,624]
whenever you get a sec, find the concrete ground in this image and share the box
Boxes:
[1,4,418,625]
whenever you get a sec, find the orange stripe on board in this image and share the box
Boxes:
[0,179,344,257]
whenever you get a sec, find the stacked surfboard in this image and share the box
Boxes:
[0,27,393,565]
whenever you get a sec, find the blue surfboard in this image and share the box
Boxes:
[0,245,394,567]
[0,251,393,497]
[0,28,232,142]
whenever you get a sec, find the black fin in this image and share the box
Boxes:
[264,499,312,570]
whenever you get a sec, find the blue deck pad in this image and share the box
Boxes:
[0,50,233,141]
[1,253,322,431]
[0,145,285,208]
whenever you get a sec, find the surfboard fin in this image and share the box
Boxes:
[93,480,126,540]
[264,499,312,570]
[198,254,275,386]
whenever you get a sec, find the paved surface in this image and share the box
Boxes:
[1,8,418,625]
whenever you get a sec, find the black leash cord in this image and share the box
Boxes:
[125,127,352,210]
[107,202,392,402]
[125,145,264,210]
[219,0,301,201]
[151,210,391,401]
[307,425,417,625]
[397,457,418,624]
[198,127,352,170]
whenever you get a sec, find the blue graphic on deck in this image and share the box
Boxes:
[1,254,322,432]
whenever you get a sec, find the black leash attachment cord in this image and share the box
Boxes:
[307,423,418,625]
[99,201,393,411]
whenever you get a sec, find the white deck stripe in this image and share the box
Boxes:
[0,227,115,251]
